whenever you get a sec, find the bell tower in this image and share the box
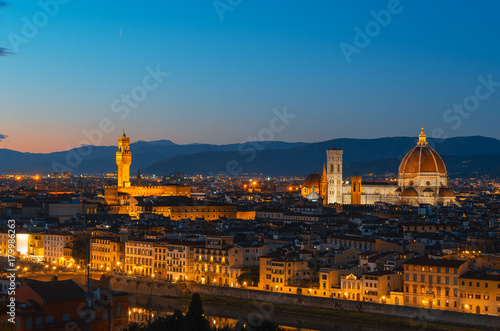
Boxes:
[116,129,132,188]
[326,147,343,204]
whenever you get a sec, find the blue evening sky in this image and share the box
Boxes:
[1,0,499,152]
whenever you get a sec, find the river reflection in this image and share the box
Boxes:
[128,294,386,331]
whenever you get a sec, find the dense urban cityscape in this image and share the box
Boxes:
[2,1,500,330]
[0,128,499,330]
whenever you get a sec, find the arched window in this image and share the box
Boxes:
[62,314,70,321]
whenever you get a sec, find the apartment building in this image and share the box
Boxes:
[43,233,74,265]
[459,271,500,316]
[90,236,125,272]
[125,239,154,276]
[153,239,202,281]
[404,257,468,311]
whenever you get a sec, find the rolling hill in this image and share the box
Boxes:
[2,136,500,177]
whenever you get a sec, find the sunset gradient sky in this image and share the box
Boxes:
[1,1,499,153]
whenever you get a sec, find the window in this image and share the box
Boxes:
[36,317,43,327]
[103,310,109,320]
[62,314,70,321]
[46,316,54,323]
[26,318,32,329]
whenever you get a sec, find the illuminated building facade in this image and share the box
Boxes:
[398,127,456,206]
[459,271,500,316]
[125,239,154,276]
[153,239,201,281]
[259,255,312,291]
[105,130,191,208]
[106,131,236,221]
[301,165,328,204]
[91,236,125,272]
[194,236,240,287]
[0,231,8,257]
[326,148,343,204]
[43,233,74,265]
[404,258,468,311]
[116,129,132,188]
[307,127,457,206]
[136,196,237,221]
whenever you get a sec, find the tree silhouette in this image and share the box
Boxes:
[183,293,210,331]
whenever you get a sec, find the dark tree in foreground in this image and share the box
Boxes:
[183,293,210,331]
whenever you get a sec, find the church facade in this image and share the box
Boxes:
[301,127,456,206]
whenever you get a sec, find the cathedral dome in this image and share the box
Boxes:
[399,127,446,175]
[303,173,321,188]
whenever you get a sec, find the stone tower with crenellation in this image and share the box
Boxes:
[116,129,132,188]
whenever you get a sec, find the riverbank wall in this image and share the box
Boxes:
[106,276,497,329]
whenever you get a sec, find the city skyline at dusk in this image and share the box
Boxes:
[1,2,500,330]
[1,1,500,153]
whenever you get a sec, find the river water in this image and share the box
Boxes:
[127,294,387,331]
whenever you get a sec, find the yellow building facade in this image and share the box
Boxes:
[90,236,125,272]
[153,240,201,281]
[459,271,500,316]
[404,258,468,311]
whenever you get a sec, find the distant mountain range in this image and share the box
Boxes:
[1,136,500,178]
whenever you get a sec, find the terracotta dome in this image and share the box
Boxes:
[439,188,455,197]
[303,173,321,188]
[399,127,446,175]
[401,187,418,197]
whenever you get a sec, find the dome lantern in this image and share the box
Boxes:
[418,126,428,146]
